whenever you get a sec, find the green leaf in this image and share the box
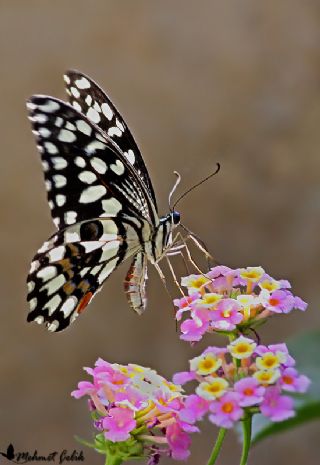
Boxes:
[286,329,320,401]
[251,329,320,444]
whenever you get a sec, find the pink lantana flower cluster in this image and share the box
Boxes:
[174,266,307,342]
[173,336,310,428]
[72,359,198,463]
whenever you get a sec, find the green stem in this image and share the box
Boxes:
[239,414,252,465]
[206,428,227,465]
[105,453,123,465]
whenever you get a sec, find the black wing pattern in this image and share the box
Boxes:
[63,70,157,211]
[27,218,142,332]
[26,78,159,330]
[27,95,157,229]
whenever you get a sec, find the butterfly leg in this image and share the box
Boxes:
[180,224,214,268]
[166,247,191,275]
[171,232,205,276]
[153,262,179,305]
[165,255,185,296]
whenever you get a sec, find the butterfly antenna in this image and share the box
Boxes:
[168,171,182,210]
[172,162,221,210]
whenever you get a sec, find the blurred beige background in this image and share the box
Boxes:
[1,1,319,464]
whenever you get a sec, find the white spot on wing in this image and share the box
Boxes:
[71,87,80,98]
[65,211,77,224]
[102,197,122,216]
[86,140,106,155]
[75,77,91,89]
[98,259,118,284]
[56,194,66,206]
[79,266,90,277]
[100,241,119,261]
[75,156,86,168]
[65,231,80,242]
[81,241,103,253]
[27,102,36,110]
[58,129,77,143]
[78,171,97,184]
[110,160,125,176]
[37,266,57,282]
[124,149,135,165]
[27,281,35,293]
[63,74,71,84]
[48,246,65,262]
[30,260,40,273]
[76,120,92,136]
[85,95,92,105]
[108,127,122,137]
[87,107,100,124]
[44,141,58,154]
[72,101,82,112]
[29,297,37,311]
[47,320,60,332]
[79,185,107,203]
[52,157,67,170]
[61,296,78,317]
[41,274,66,296]
[55,117,64,127]
[32,114,48,123]
[116,119,125,132]
[101,103,113,120]
[90,157,107,174]
[53,174,67,188]
[44,294,62,315]
[38,100,60,113]
[91,264,104,275]
[38,127,51,138]
[35,316,44,324]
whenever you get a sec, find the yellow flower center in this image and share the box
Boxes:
[235,343,250,354]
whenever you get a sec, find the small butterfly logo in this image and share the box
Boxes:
[0,444,15,461]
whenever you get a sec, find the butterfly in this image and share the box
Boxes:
[26,70,183,332]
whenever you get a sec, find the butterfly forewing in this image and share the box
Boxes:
[27,95,157,229]
[64,70,157,211]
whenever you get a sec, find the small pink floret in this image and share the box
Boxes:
[102,407,136,442]
[209,392,243,428]
[71,381,96,399]
[166,423,191,460]
[280,367,311,393]
[234,377,265,407]
[260,387,295,422]
[179,394,209,423]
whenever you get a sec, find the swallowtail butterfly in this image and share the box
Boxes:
[26,70,182,332]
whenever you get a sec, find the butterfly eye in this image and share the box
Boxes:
[172,211,180,225]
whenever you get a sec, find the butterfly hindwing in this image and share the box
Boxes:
[64,69,157,210]
[27,95,157,229]
[27,217,142,331]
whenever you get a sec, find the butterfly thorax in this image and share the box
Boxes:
[145,210,180,264]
